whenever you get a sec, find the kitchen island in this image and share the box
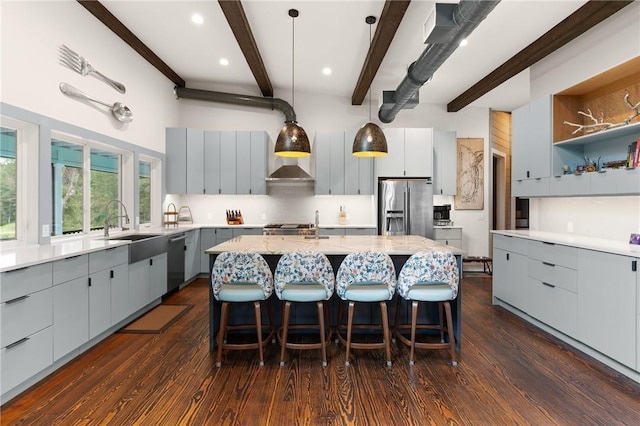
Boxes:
[205,235,464,352]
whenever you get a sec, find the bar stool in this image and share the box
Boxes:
[395,251,459,366]
[335,251,397,367]
[211,251,274,367]
[274,251,335,367]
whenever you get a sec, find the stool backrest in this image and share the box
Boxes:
[397,251,459,299]
[274,251,335,299]
[211,251,274,300]
[336,251,396,299]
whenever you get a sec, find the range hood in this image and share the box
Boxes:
[266,164,314,182]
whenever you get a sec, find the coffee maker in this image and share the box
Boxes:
[433,204,452,226]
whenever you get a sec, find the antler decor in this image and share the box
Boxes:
[564,93,640,135]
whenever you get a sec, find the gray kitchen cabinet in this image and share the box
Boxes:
[53,275,89,361]
[512,96,552,196]
[345,227,376,235]
[165,127,188,194]
[200,228,234,274]
[527,240,578,337]
[1,262,54,395]
[322,228,346,236]
[204,130,221,194]
[184,229,201,281]
[109,263,130,326]
[53,255,89,361]
[315,131,345,195]
[233,228,263,236]
[237,131,268,195]
[129,253,167,314]
[344,130,374,195]
[434,227,462,250]
[492,235,529,312]
[89,246,128,338]
[378,128,433,178]
[433,130,457,195]
[220,131,237,194]
[578,250,637,369]
[166,128,204,194]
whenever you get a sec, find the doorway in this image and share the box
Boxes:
[491,149,506,231]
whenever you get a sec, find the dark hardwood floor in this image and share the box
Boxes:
[2,275,640,425]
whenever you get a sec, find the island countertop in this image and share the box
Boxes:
[205,234,465,256]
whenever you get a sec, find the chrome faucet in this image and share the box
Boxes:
[104,199,130,237]
[315,210,319,239]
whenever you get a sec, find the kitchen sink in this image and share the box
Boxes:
[102,233,168,263]
[105,233,162,241]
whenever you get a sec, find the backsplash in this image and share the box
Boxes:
[531,196,640,241]
[165,189,375,226]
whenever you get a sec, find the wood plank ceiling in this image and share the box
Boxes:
[78,0,634,112]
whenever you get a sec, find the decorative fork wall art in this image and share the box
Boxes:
[59,44,126,94]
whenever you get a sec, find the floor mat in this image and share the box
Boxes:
[119,304,192,334]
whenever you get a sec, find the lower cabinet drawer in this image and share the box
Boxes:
[527,240,577,269]
[1,262,52,303]
[1,287,53,348]
[434,228,462,240]
[527,259,578,293]
[493,235,528,254]
[0,326,53,395]
[528,280,578,337]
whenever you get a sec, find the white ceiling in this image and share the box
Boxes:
[100,0,588,113]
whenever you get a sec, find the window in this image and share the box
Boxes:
[139,160,151,224]
[0,127,17,240]
[51,138,122,236]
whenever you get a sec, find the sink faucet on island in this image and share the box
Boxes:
[306,209,329,239]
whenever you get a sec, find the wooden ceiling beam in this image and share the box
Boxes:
[446,0,634,112]
[218,0,274,97]
[351,0,411,106]
[77,0,186,87]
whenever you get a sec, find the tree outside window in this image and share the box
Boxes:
[0,127,17,240]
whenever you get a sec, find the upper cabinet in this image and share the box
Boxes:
[377,128,433,178]
[433,130,457,196]
[511,96,552,197]
[315,131,374,195]
[166,128,268,195]
[513,57,640,198]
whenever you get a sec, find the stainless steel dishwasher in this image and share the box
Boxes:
[167,233,186,294]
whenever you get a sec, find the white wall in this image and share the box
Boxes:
[527,1,640,241]
[1,1,177,152]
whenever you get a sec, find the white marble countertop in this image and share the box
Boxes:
[0,226,192,272]
[492,230,640,257]
[195,223,376,229]
[205,235,464,256]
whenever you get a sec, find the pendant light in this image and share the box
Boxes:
[353,16,388,157]
[275,9,311,157]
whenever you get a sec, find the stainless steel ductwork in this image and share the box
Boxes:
[378,0,500,123]
[174,86,297,124]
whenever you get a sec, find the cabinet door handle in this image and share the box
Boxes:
[4,266,28,273]
[632,260,637,272]
[88,277,92,287]
[506,253,510,261]
[110,270,114,279]
[64,254,82,260]
[542,262,555,267]
[5,294,29,304]
[543,242,555,246]
[542,282,555,288]
[150,258,153,266]
[6,337,30,349]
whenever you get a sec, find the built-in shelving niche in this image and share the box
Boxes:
[551,56,640,178]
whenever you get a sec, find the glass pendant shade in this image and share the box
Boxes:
[275,122,311,157]
[352,122,388,157]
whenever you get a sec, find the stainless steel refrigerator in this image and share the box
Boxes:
[378,178,434,238]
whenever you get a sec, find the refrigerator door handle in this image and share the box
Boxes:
[405,186,410,235]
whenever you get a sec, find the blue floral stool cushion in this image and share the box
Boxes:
[211,251,274,367]
[335,252,397,367]
[274,251,336,367]
[396,251,459,366]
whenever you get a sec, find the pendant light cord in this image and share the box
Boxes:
[368,20,372,122]
[292,14,295,109]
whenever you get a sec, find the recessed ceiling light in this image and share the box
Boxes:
[219,58,229,66]
[459,38,468,47]
[322,67,332,76]
[191,13,204,25]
